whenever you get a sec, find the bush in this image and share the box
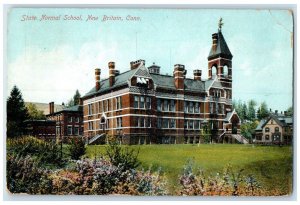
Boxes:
[68,137,86,160]
[7,136,61,165]
[6,155,52,194]
[178,160,263,196]
[105,142,140,172]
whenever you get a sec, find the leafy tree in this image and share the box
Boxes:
[7,86,29,137]
[247,100,257,121]
[69,137,86,160]
[240,121,259,142]
[257,102,269,120]
[26,103,46,120]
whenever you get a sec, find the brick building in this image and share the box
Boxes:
[24,119,56,141]
[46,102,83,141]
[82,27,245,145]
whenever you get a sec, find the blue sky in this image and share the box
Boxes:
[6,8,293,111]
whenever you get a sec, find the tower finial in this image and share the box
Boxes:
[218,17,223,31]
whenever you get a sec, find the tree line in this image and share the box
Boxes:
[233,99,292,123]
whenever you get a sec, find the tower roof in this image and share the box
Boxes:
[208,31,233,60]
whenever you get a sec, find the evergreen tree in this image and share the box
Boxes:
[73,89,81,106]
[285,106,293,117]
[247,100,257,121]
[242,102,248,122]
[257,102,269,120]
[7,86,29,137]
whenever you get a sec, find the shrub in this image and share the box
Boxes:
[68,137,86,160]
[6,155,52,194]
[178,160,264,196]
[105,142,140,172]
[7,136,61,165]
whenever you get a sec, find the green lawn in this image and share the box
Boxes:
[85,144,293,195]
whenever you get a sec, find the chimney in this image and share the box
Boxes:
[109,62,115,87]
[212,33,218,52]
[49,102,54,114]
[275,110,278,115]
[193,69,202,80]
[269,108,272,112]
[95,68,101,91]
[130,59,145,70]
[173,64,185,90]
[284,111,287,116]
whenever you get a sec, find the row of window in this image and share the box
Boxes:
[184,101,200,113]
[67,116,81,123]
[265,127,280,133]
[256,134,281,141]
[184,136,200,144]
[210,102,225,115]
[134,95,151,109]
[157,99,176,112]
[157,118,176,129]
[135,117,152,127]
[56,126,83,136]
[88,96,122,115]
[184,120,201,130]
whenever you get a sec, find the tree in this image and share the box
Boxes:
[7,86,29,137]
[241,121,259,142]
[66,90,81,107]
[257,102,269,120]
[247,100,257,121]
[285,106,293,117]
[26,103,46,120]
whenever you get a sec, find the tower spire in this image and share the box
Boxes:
[218,17,223,31]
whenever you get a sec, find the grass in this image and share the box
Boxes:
[85,144,293,195]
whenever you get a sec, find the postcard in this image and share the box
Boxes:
[5,6,294,198]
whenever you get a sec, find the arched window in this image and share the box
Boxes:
[223,65,229,77]
[211,65,217,76]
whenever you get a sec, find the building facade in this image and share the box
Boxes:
[82,28,244,145]
[255,112,293,145]
[24,119,56,141]
[46,102,84,142]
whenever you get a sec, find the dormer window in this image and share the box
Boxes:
[137,77,147,85]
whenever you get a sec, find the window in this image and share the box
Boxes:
[256,135,262,140]
[163,100,168,111]
[134,96,139,108]
[146,117,151,127]
[194,120,200,129]
[184,101,188,113]
[103,100,107,112]
[79,127,83,135]
[157,99,162,111]
[189,120,194,129]
[74,126,79,135]
[163,118,169,128]
[68,116,73,123]
[189,102,194,113]
[265,127,270,132]
[184,120,188,129]
[275,127,280,132]
[116,97,122,110]
[157,118,162,128]
[140,96,145,108]
[117,117,122,128]
[140,117,145,127]
[56,126,60,135]
[216,102,219,114]
[210,102,213,114]
[170,100,175,112]
[98,101,102,113]
[75,117,79,123]
[146,97,151,109]
[170,119,176,128]
[88,122,93,130]
[265,135,270,140]
[67,126,73,135]
[88,104,93,115]
[135,117,139,127]
[195,102,199,113]
[222,104,225,114]
[271,120,273,124]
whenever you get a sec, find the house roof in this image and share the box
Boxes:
[256,114,293,131]
[46,105,83,116]
[208,31,233,60]
[255,119,267,131]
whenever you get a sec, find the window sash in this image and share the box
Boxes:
[134,96,139,108]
